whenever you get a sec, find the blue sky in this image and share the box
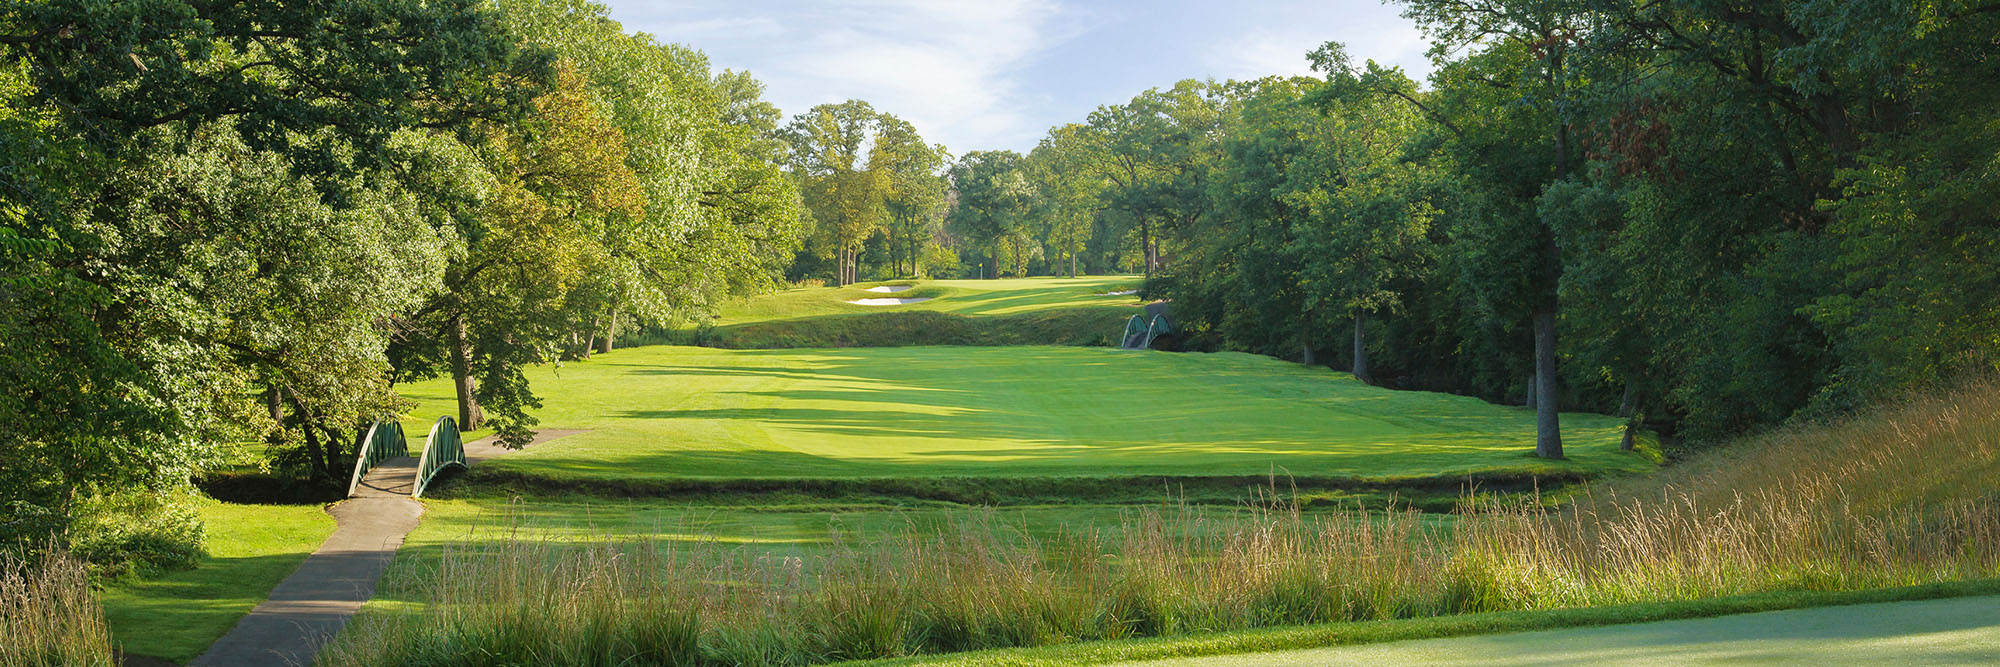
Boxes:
[598,1,1435,154]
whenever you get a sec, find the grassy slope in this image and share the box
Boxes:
[719,277,1145,321]
[395,345,1650,487]
[698,277,1144,349]
[99,499,335,663]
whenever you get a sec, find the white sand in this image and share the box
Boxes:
[848,297,934,306]
[864,285,913,293]
[1101,289,1138,296]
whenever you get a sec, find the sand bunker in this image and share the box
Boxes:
[1101,289,1138,296]
[864,285,913,293]
[848,297,934,306]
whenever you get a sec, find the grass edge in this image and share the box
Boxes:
[846,578,2000,666]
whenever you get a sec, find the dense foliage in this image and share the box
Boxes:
[4,0,1996,566]
[994,1,2000,451]
[0,0,802,553]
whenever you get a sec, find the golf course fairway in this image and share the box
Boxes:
[396,344,1651,484]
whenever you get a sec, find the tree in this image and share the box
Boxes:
[785,100,885,285]
[1027,124,1102,277]
[870,114,950,278]
[1,0,537,541]
[1395,0,1592,458]
[948,151,1036,279]
[408,62,643,441]
[1291,59,1436,385]
[1085,81,1224,280]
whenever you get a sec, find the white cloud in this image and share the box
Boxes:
[625,0,1075,154]
[1202,4,1433,83]
[603,1,1434,153]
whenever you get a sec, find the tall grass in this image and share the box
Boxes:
[1,551,116,667]
[320,382,2000,666]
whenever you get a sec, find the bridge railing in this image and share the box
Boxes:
[1144,314,1171,349]
[413,416,468,499]
[345,420,409,498]
[1121,314,1147,349]
[1121,313,1172,350]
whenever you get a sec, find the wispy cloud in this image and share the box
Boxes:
[602,1,1432,153]
[1200,2,1432,81]
[625,0,1075,155]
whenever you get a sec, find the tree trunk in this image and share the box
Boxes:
[1619,380,1642,451]
[598,301,617,355]
[1532,310,1563,458]
[1140,218,1154,280]
[267,384,284,423]
[1352,312,1370,384]
[449,311,484,431]
[300,418,329,480]
[320,425,345,479]
[1525,372,1537,409]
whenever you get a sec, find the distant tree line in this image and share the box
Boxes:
[996,0,2000,454]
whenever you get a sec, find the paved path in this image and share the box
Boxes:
[1118,595,2000,666]
[190,429,581,666]
[190,458,422,666]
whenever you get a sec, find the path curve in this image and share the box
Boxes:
[1116,594,2000,666]
[190,429,582,666]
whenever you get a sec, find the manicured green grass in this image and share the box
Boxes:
[395,345,1651,490]
[689,277,1146,349]
[855,580,2000,667]
[99,499,335,663]
[719,276,1144,322]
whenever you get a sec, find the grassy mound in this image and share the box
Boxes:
[684,277,1144,349]
[395,345,1650,500]
[700,307,1131,349]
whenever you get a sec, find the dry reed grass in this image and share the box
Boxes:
[1,550,115,667]
[318,382,2000,666]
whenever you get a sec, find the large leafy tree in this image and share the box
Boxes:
[1291,57,1437,384]
[1084,81,1224,280]
[407,62,642,439]
[1395,0,1592,458]
[0,0,539,537]
[1026,124,1102,278]
[948,151,1037,279]
[785,100,885,285]
[870,114,950,278]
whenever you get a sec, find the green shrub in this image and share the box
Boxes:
[68,493,205,580]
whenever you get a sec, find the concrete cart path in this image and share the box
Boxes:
[188,429,583,666]
[188,458,422,667]
[1118,594,2000,666]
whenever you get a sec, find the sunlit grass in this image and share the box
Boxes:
[323,381,2000,666]
[97,499,336,663]
[393,345,1649,488]
[718,276,1145,322]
